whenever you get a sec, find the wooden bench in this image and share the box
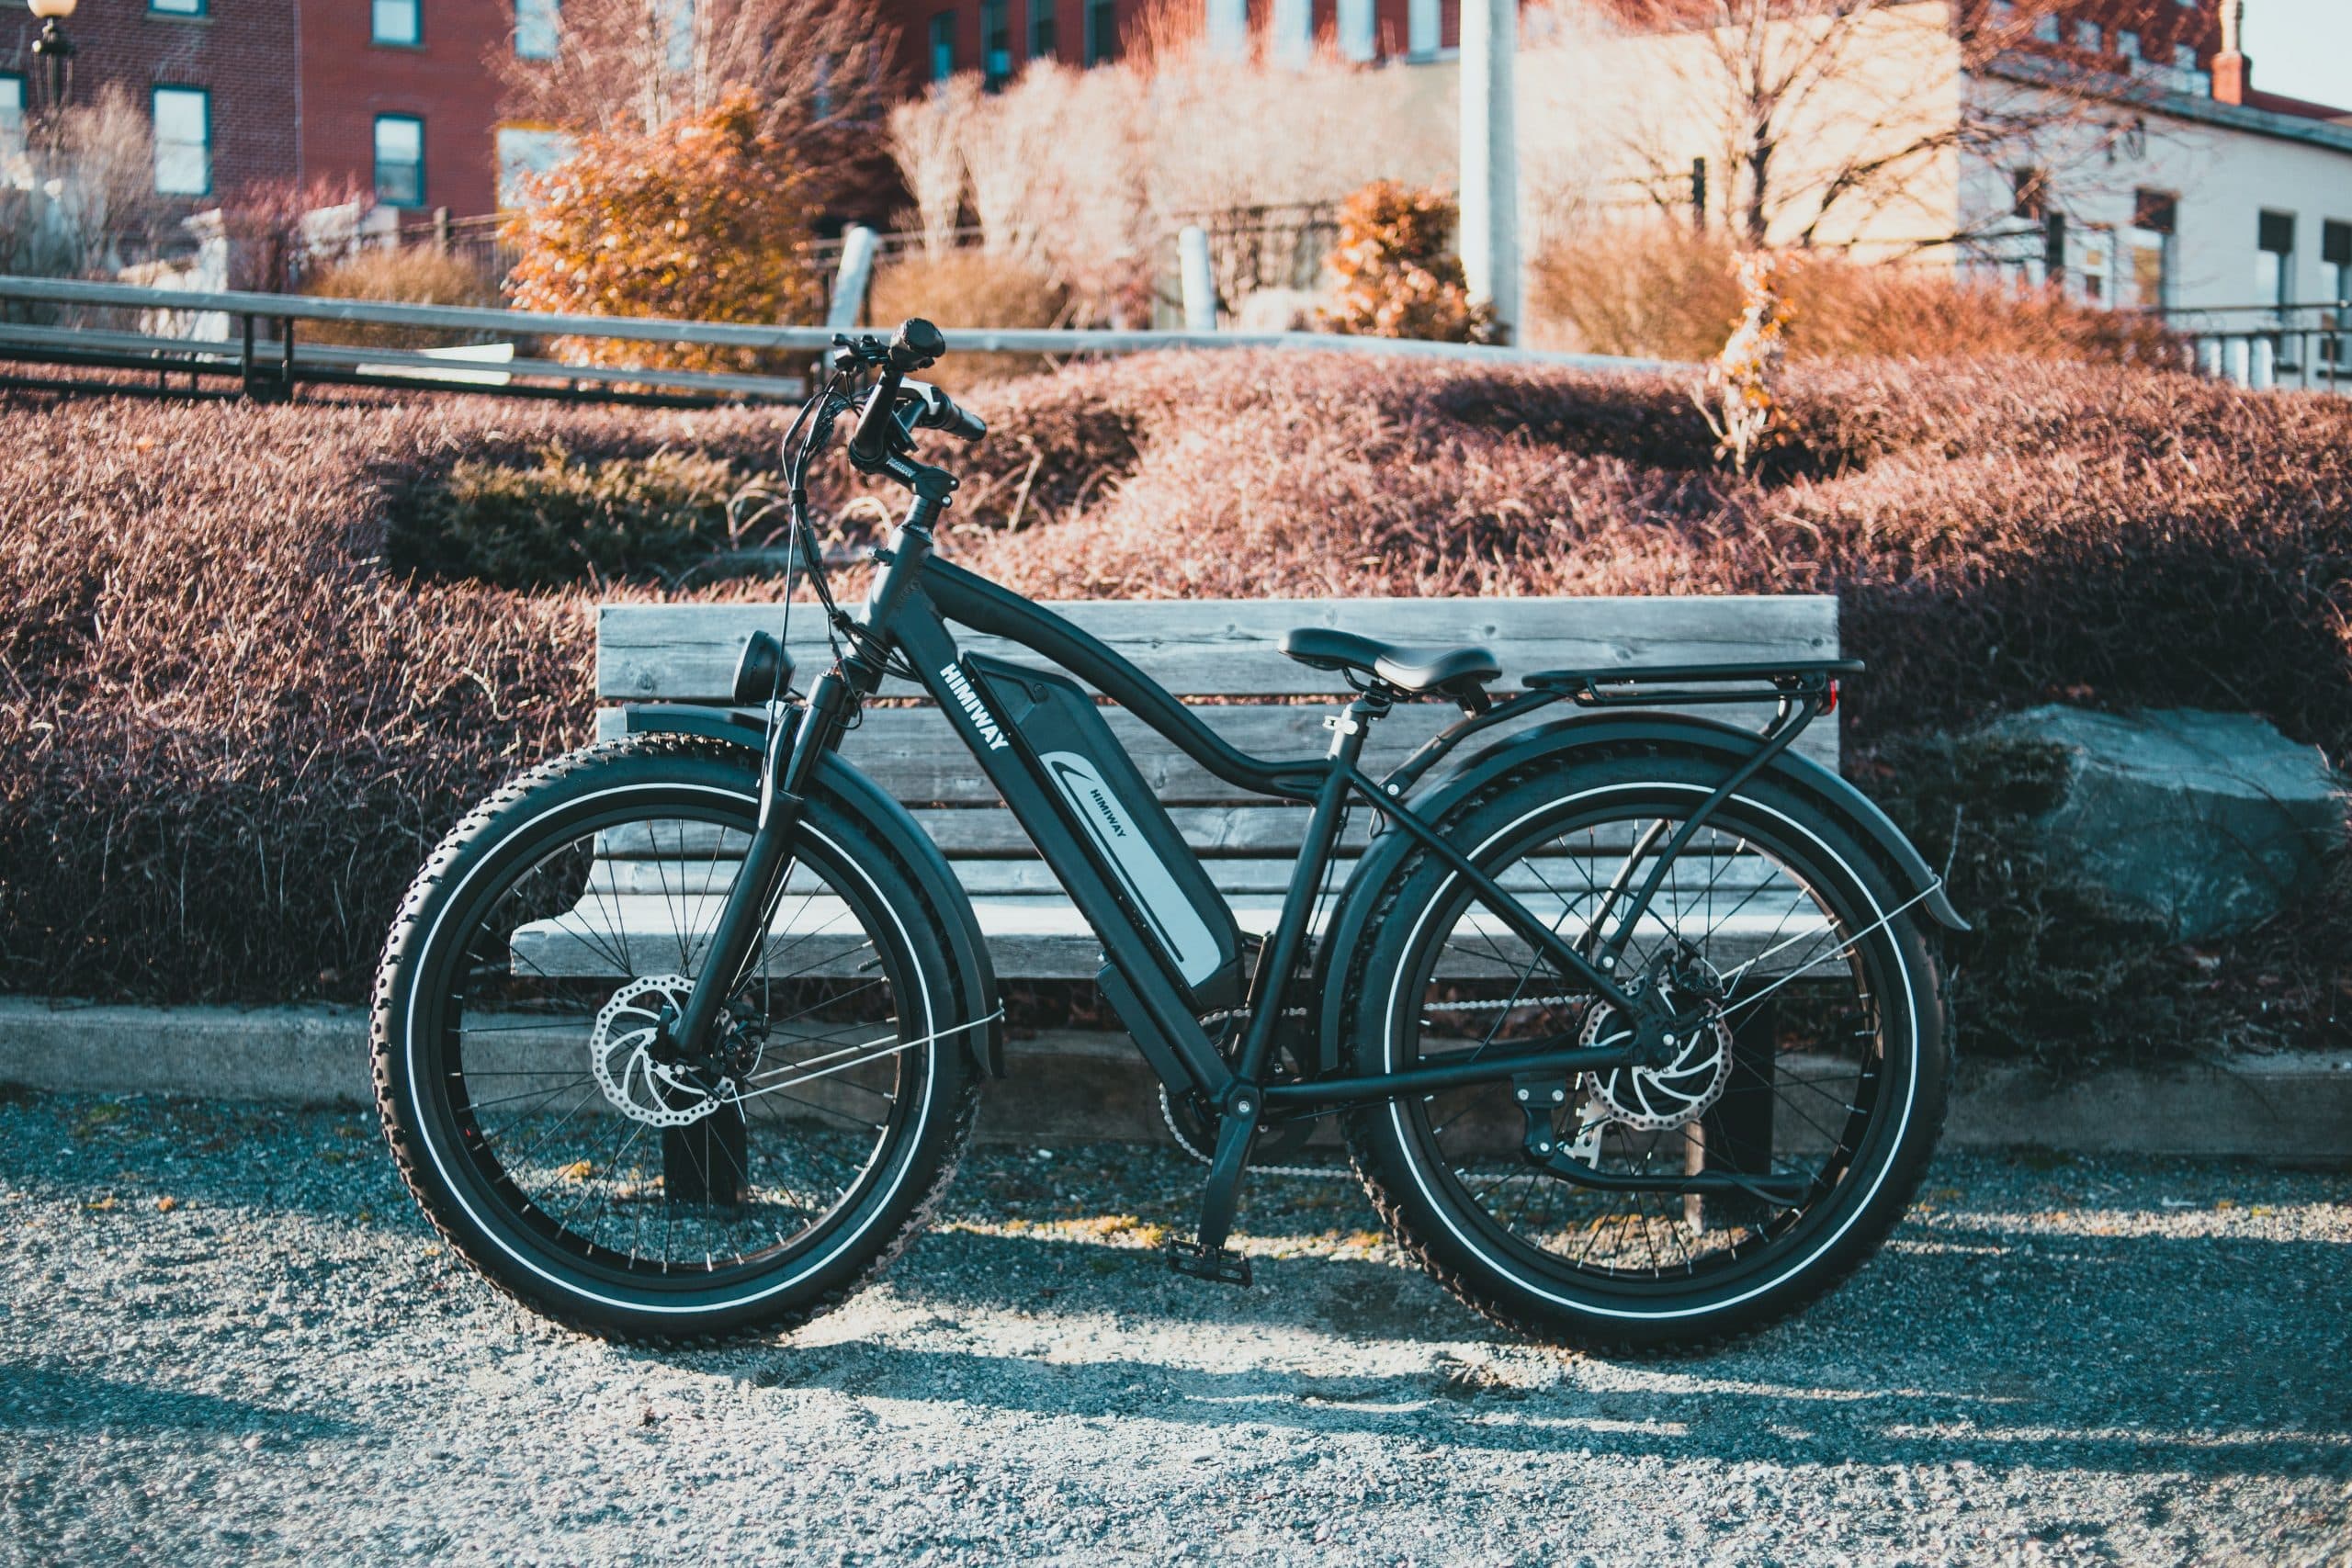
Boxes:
[558,596,1843,984]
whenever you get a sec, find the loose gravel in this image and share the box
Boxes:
[2,1089,2346,1566]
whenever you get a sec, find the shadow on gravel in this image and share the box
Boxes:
[737,1337,2350,1480]
[0,1363,365,1440]
[721,1222,2352,1482]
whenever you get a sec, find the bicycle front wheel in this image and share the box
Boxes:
[371,735,978,1342]
[1340,750,1947,1349]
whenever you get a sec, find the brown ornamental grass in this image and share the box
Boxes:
[4,353,2348,1043]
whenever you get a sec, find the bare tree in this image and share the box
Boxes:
[1549,0,2139,253]
[497,0,899,174]
[885,78,978,259]
[1,84,175,278]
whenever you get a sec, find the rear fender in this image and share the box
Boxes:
[617,704,1004,1078]
[1310,708,1963,1075]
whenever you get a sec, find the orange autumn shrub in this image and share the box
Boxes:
[1314,182,1495,345]
[503,93,824,373]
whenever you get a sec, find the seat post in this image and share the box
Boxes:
[1324,689,1390,765]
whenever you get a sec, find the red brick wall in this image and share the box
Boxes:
[295,0,505,218]
[1,1,300,202]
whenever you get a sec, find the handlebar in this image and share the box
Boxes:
[843,318,985,469]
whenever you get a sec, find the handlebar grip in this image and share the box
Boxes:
[890,318,946,372]
[928,393,987,443]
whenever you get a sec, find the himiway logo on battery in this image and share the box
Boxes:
[938,663,1011,750]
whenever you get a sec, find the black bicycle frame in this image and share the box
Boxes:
[670,516,1770,1122]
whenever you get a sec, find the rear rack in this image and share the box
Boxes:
[1523,659,1862,708]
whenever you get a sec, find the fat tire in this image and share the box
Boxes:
[1338,748,1948,1351]
[370,734,979,1344]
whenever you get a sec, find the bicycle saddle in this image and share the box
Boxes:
[1279,627,1502,697]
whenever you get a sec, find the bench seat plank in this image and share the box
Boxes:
[512,886,1838,983]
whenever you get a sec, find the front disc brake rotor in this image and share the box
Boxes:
[588,975,730,1127]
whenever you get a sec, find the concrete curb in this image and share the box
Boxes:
[2,997,2346,1161]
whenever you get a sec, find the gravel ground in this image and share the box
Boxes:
[2,1089,2346,1567]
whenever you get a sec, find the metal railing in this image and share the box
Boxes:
[0,273,1688,409]
[0,275,814,407]
[2159,301,2352,394]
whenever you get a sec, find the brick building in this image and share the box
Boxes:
[294,0,511,218]
[1,0,300,201]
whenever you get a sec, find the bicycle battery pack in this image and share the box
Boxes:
[968,653,1244,1012]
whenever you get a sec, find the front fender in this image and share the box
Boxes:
[1311,708,1964,1074]
[617,704,1004,1078]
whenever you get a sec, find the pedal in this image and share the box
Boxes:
[1165,1237,1253,1287]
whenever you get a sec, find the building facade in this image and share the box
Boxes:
[1,0,300,202]
[5,0,2343,319]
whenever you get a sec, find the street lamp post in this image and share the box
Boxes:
[28,0,81,114]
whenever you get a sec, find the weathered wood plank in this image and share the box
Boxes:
[596,595,1840,703]
[510,890,1833,981]
[594,684,1837,789]
[590,853,1791,899]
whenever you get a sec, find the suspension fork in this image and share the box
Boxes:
[669,502,944,1060]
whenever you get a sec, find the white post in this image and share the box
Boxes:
[2226,336,2252,388]
[2251,335,2278,390]
[827,225,878,335]
[1459,0,1520,342]
[1178,225,1217,333]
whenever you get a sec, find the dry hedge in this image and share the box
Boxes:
[5,354,2348,1048]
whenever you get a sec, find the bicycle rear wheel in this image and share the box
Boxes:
[1340,751,1946,1348]
[371,736,978,1342]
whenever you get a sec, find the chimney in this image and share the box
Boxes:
[2213,0,2251,105]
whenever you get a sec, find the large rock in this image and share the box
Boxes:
[1984,706,2344,942]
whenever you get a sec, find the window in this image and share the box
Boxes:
[0,73,23,164]
[2257,210,2296,309]
[982,0,1012,85]
[1272,0,1312,66]
[1029,0,1057,62]
[150,0,206,17]
[929,10,956,81]
[153,86,211,196]
[1206,0,1248,60]
[1084,0,1116,65]
[2032,14,2061,43]
[1337,0,1375,61]
[2073,19,2099,50]
[2127,190,2177,310]
[2322,222,2350,372]
[515,0,560,60]
[374,113,425,207]
[1408,0,1440,58]
[2115,28,2139,59]
[373,0,421,47]
[2172,42,2197,70]
[496,125,575,208]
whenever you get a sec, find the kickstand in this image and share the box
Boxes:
[1167,1093,1258,1286]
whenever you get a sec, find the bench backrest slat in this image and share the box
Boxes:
[598,595,1840,703]
[586,593,1842,977]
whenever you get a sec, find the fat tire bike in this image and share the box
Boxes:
[372,320,1965,1348]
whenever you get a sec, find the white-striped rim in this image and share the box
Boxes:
[401,782,939,1315]
[1382,781,1920,1322]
